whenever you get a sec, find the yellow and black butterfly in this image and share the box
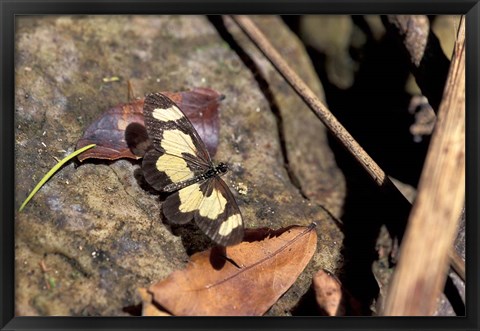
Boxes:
[142,92,244,246]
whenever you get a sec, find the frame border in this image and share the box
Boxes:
[1,1,478,330]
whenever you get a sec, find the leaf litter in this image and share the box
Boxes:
[143,223,317,316]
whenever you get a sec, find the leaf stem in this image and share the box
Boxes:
[18,144,96,212]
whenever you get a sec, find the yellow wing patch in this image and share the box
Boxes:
[152,106,184,122]
[178,183,204,213]
[156,154,194,183]
[218,214,242,236]
[178,183,228,220]
[198,188,228,220]
[160,129,197,158]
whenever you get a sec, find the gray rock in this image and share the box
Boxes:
[15,15,345,316]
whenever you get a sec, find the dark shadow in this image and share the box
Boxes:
[209,246,227,270]
[125,122,151,158]
[282,15,431,186]
[122,304,142,316]
[281,15,430,312]
[169,221,216,256]
[291,286,323,316]
[133,167,161,196]
[443,274,466,316]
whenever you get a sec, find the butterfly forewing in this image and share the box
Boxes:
[142,93,211,191]
[143,92,211,164]
[141,92,244,246]
[143,150,199,192]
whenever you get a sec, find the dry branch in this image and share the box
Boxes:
[382,17,465,316]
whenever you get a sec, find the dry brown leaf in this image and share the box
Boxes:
[77,99,145,161]
[313,269,362,316]
[137,288,171,316]
[313,269,343,316]
[148,224,317,316]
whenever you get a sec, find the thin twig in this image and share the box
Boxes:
[229,15,464,283]
[382,16,465,315]
[231,15,389,188]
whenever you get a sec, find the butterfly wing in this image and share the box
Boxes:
[163,176,243,246]
[142,93,211,192]
[194,177,244,246]
[142,92,244,246]
[162,181,205,225]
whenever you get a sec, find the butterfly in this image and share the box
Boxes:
[141,92,244,246]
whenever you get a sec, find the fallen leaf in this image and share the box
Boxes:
[76,88,222,162]
[148,223,317,316]
[313,269,362,316]
[137,288,171,316]
[77,99,145,161]
[312,269,343,316]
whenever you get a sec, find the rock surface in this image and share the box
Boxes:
[15,15,345,316]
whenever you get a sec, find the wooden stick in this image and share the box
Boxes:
[382,17,465,315]
[229,15,464,282]
[231,15,390,188]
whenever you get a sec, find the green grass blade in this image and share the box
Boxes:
[18,144,96,212]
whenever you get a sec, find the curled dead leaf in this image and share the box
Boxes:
[313,269,343,316]
[148,223,317,316]
[313,269,362,316]
[77,99,145,161]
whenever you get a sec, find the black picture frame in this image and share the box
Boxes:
[1,1,478,330]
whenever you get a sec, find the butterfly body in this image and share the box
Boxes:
[142,93,244,246]
[163,162,228,192]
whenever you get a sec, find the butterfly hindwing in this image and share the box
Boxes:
[194,177,244,246]
[163,177,243,245]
